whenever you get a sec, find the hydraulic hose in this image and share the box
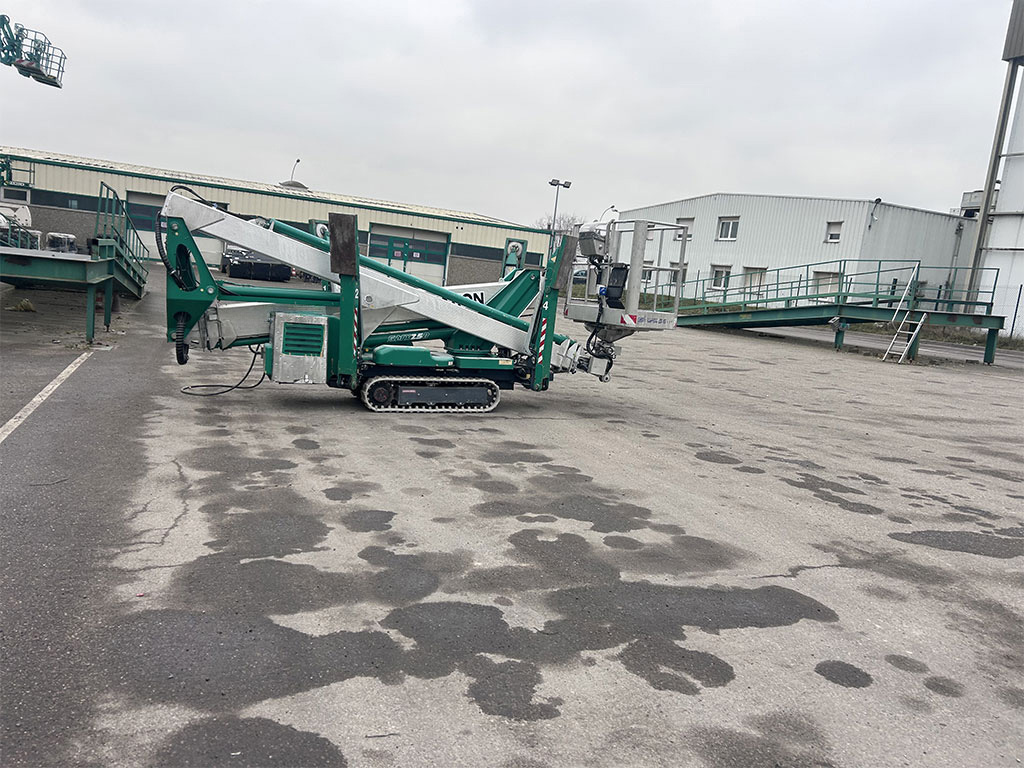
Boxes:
[156,185,216,289]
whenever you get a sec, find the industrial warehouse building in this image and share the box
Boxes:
[618,193,995,320]
[0,147,548,286]
[621,193,976,281]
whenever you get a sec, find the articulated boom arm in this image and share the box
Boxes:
[161,192,579,368]
[161,193,596,412]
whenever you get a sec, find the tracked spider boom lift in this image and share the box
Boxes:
[159,192,681,412]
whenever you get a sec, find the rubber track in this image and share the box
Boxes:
[360,376,501,413]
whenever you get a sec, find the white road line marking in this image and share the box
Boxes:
[0,351,93,446]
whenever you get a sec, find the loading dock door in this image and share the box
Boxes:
[368,225,448,285]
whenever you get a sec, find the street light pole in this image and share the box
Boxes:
[599,205,618,221]
[290,158,301,182]
[548,178,571,257]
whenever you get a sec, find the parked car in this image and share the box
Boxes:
[220,247,291,281]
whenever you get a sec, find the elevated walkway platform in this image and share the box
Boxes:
[671,259,1006,364]
[0,183,149,341]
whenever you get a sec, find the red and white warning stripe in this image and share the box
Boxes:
[537,317,548,367]
[619,314,638,327]
[352,304,360,361]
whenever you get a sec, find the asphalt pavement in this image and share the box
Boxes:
[748,325,1024,370]
[1,276,1022,767]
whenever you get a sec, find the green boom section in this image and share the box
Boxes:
[268,219,571,346]
[529,235,575,390]
[269,219,532,332]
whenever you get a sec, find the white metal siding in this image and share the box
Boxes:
[622,195,869,281]
[622,194,974,296]
[6,150,549,257]
[858,204,973,271]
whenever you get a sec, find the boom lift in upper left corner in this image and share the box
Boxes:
[0,15,66,88]
[158,190,683,413]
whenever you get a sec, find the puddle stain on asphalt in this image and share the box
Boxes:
[814,660,873,688]
[112,441,845,749]
[323,481,383,502]
[888,530,1023,559]
[688,712,835,768]
[153,715,348,768]
[885,654,929,674]
[694,450,743,465]
[340,509,395,533]
[923,676,965,698]
[781,473,885,516]
[109,545,838,722]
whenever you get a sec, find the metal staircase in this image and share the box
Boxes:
[882,264,925,363]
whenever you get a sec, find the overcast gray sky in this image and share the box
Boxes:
[1,0,1014,224]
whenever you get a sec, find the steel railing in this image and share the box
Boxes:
[675,259,999,317]
[94,182,150,283]
[0,212,39,248]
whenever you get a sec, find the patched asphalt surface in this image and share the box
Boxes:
[1,279,1022,767]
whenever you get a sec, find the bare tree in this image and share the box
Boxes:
[534,211,586,235]
[534,212,586,257]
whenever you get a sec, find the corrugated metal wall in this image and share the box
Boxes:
[621,194,972,284]
[23,161,549,256]
[622,194,870,277]
[859,203,975,271]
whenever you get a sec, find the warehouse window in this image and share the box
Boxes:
[812,271,841,301]
[717,217,739,241]
[825,221,842,242]
[711,265,731,288]
[1,187,29,203]
[675,217,694,241]
[743,267,767,289]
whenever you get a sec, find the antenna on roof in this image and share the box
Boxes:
[280,158,307,189]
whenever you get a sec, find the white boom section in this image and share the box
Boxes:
[161,193,532,353]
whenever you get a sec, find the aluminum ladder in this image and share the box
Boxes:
[883,264,926,364]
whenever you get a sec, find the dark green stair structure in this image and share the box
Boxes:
[0,183,149,341]
[672,259,1005,364]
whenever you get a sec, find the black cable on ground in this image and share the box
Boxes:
[181,346,266,396]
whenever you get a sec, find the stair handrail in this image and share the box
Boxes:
[890,262,919,323]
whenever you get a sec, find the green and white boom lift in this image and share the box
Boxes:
[159,191,682,412]
[0,15,66,88]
